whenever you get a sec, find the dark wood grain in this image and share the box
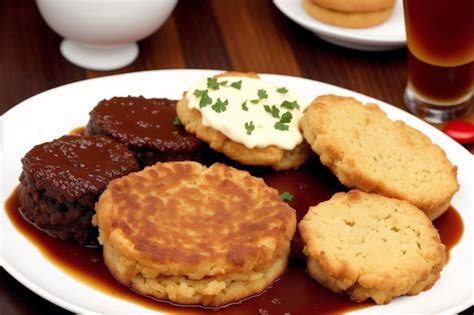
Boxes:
[210,0,302,75]
[174,0,232,70]
[1,1,472,314]
[0,269,72,315]
[0,0,85,114]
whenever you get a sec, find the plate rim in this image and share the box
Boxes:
[273,0,406,48]
[1,69,472,314]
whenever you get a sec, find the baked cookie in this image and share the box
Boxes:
[177,71,311,170]
[299,190,446,304]
[302,0,395,28]
[300,95,459,220]
[310,0,395,12]
[94,161,296,306]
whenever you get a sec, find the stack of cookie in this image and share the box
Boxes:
[302,0,396,28]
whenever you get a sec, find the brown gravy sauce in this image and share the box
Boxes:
[4,156,464,314]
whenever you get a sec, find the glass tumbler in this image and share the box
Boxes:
[403,0,473,123]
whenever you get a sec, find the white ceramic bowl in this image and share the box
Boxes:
[36,0,178,70]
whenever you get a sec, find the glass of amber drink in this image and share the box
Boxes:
[403,0,473,123]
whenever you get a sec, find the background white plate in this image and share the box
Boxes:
[273,0,406,51]
[1,70,472,314]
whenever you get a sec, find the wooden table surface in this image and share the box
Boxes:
[1,1,472,314]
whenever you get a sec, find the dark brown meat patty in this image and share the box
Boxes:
[19,135,139,244]
[86,96,203,167]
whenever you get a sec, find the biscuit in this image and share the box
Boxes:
[300,95,459,220]
[299,190,446,304]
[302,0,394,28]
[177,71,311,171]
[94,161,296,306]
[310,0,395,12]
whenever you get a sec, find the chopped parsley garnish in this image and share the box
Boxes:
[230,80,242,89]
[277,87,288,94]
[258,89,268,99]
[193,89,206,97]
[211,98,228,113]
[207,77,220,90]
[206,77,229,90]
[245,121,255,135]
[193,89,212,108]
[280,100,300,110]
[251,89,268,104]
[280,191,294,202]
[274,111,292,131]
[264,105,280,118]
[241,100,249,111]
[173,116,181,126]
[275,122,289,131]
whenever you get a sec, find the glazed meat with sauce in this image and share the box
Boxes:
[19,135,139,245]
[86,96,203,167]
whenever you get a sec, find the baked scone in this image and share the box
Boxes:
[300,95,459,220]
[299,190,446,304]
[177,71,311,170]
[94,161,296,306]
[302,0,395,28]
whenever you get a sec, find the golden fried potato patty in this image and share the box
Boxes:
[94,161,296,306]
[300,95,459,220]
[299,190,446,304]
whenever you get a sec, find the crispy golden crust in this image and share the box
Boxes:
[103,242,289,306]
[176,71,311,171]
[94,161,296,306]
[303,0,394,28]
[299,190,446,304]
[310,0,395,12]
[300,95,459,220]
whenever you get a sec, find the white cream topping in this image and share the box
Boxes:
[185,76,308,150]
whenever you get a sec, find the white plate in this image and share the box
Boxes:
[273,0,406,51]
[1,69,472,314]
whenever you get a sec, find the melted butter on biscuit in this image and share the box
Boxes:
[186,76,308,150]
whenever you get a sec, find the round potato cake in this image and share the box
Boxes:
[177,71,311,171]
[300,95,459,220]
[94,161,296,306]
[299,190,446,304]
